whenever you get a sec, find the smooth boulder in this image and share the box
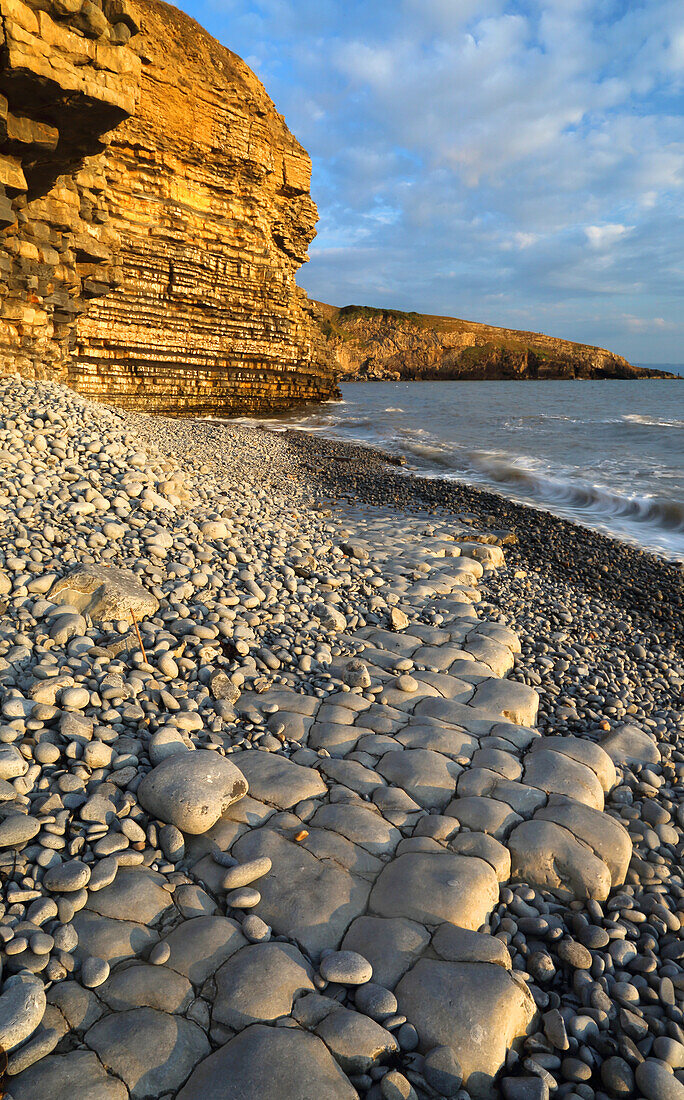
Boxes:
[138,751,248,835]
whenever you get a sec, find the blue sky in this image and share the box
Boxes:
[175,0,683,362]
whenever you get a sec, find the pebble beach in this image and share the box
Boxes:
[0,375,683,1100]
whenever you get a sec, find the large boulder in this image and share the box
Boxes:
[49,564,158,621]
[138,751,248,834]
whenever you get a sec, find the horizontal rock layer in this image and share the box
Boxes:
[0,0,338,414]
[316,303,678,382]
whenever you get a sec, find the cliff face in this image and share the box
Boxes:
[0,0,338,413]
[70,0,338,415]
[0,0,141,381]
[316,304,677,382]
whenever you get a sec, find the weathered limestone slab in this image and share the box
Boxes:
[177,1023,359,1100]
[508,819,613,901]
[342,916,431,989]
[49,563,158,620]
[232,827,371,960]
[396,959,537,1098]
[234,752,326,808]
[369,851,498,929]
[85,1007,210,1099]
[213,943,314,1030]
[10,1049,128,1100]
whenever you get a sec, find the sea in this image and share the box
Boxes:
[236,377,684,562]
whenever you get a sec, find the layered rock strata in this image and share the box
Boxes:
[70,0,338,415]
[0,0,337,413]
[317,303,677,381]
[0,0,141,380]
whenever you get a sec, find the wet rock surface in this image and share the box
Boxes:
[0,377,682,1098]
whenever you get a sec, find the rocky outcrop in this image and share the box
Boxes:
[70,0,338,416]
[0,0,141,381]
[0,0,338,413]
[316,303,677,382]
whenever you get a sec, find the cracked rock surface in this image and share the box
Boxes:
[0,377,682,1099]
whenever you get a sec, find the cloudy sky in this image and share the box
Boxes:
[178,0,683,363]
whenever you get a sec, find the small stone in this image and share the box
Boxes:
[0,813,40,848]
[44,859,91,892]
[149,942,171,966]
[81,956,110,988]
[61,686,91,710]
[501,1078,549,1100]
[241,914,272,943]
[343,661,372,689]
[424,1045,463,1096]
[354,983,397,1021]
[635,1059,684,1100]
[159,824,185,863]
[557,938,593,970]
[320,951,373,985]
[601,1055,635,1096]
[389,608,410,631]
[225,887,260,909]
[396,675,418,693]
[221,857,272,890]
[381,1070,415,1099]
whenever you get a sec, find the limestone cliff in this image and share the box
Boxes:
[316,303,677,382]
[70,0,338,415]
[0,0,338,413]
[0,0,141,380]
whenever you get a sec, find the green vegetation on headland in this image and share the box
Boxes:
[313,302,678,382]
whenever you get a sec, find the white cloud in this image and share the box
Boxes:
[585,224,634,249]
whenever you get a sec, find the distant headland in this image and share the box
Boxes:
[314,302,678,382]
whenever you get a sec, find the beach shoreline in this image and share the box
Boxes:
[1,378,683,1099]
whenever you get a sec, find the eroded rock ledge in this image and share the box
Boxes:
[0,0,338,413]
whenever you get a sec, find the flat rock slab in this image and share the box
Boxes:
[97,962,194,1014]
[508,818,612,901]
[309,802,401,857]
[213,942,314,1029]
[369,851,498,929]
[49,563,159,621]
[522,748,604,810]
[601,723,660,768]
[234,751,326,808]
[72,910,157,967]
[315,1004,398,1073]
[85,1007,210,1100]
[0,976,46,1053]
[376,748,459,810]
[138,750,248,834]
[528,735,616,792]
[85,867,172,924]
[342,916,431,989]
[445,794,522,840]
[535,795,631,886]
[432,924,512,969]
[470,679,539,727]
[160,916,247,986]
[232,827,370,960]
[177,1022,358,1100]
[396,959,536,1098]
[10,1049,128,1100]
